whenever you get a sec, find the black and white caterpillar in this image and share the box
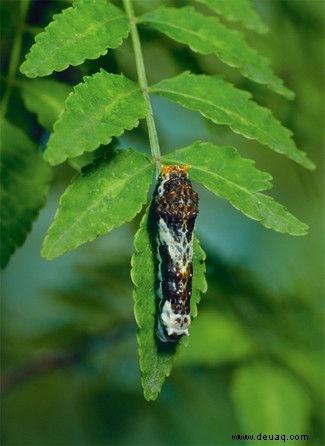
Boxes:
[155,165,199,343]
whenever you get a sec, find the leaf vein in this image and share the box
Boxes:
[153,87,278,147]
[49,162,152,251]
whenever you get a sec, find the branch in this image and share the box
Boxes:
[123,0,161,173]
[0,325,131,394]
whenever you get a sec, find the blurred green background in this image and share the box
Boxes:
[1,0,324,445]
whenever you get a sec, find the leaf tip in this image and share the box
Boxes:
[291,223,309,237]
[43,146,65,166]
[304,158,317,171]
[143,388,159,402]
[41,237,58,261]
[285,89,295,101]
[19,60,37,78]
[19,61,27,75]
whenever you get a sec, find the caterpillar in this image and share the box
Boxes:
[155,164,199,343]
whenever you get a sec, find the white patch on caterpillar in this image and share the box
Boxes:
[158,218,187,270]
[157,300,190,338]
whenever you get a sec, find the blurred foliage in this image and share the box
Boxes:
[1,0,324,445]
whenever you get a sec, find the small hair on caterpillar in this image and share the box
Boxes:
[155,164,199,343]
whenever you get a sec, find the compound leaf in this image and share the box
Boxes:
[131,204,207,401]
[42,149,154,260]
[151,73,315,170]
[0,118,52,268]
[19,79,71,131]
[44,70,148,165]
[139,7,291,98]
[20,0,130,78]
[195,0,269,34]
[161,141,309,235]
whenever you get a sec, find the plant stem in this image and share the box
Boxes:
[0,0,31,118]
[123,0,161,173]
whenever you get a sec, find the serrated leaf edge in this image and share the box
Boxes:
[131,209,207,400]
[42,156,154,260]
[139,6,293,99]
[161,142,309,236]
[150,72,315,170]
[195,0,269,35]
[45,72,148,165]
[20,3,130,77]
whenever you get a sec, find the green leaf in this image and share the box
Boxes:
[195,0,269,35]
[19,79,71,131]
[44,70,148,165]
[151,73,315,170]
[231,363,311,437]
[178,310,255,366]
[0,118,52,269]
[139,7,292,99]
[68,143,115,171]
[161,142,309,236]
[131,203,207,401]
[42,149,154,260]
[20,0,130,78]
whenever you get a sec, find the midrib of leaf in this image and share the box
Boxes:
[54,13,128,49]
[190,165,261,197]
[50,162,152,250]
[161,160,267,207]
[153,87,280,148]
[54,87,138,143]
[139,17,210,47]
[103,88,136,116]
[176,163,308,235]
[189,165,296,226]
